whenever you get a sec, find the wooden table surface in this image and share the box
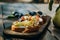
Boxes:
[0,3,60,40]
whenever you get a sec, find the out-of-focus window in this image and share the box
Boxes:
[54,0,60,3]
[0,0,59,3]
[16,0,32,3]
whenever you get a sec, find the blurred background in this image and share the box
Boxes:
[0,0,60,3]
[0,0,60,40]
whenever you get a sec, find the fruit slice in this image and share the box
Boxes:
[21,16,25,21]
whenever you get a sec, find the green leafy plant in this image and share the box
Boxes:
[49,0,60,12]
[49,0,60,28]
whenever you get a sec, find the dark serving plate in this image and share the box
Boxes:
[3,16,51,39]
